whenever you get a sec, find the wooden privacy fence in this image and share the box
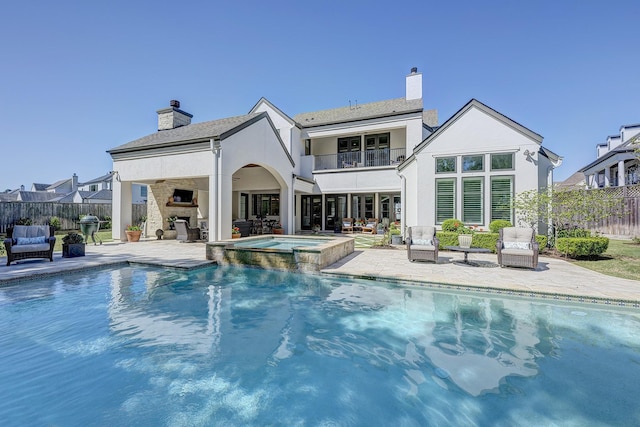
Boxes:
[0,202,147,234]
[588,186,640,237]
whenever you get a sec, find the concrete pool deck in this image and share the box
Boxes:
[1,239,639,305]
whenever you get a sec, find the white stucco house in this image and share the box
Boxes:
[108,68,561,241]
[579,123,640,188]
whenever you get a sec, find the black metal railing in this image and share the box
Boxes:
[314,148,406,170]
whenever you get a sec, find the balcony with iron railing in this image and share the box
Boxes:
[312,148,406,171]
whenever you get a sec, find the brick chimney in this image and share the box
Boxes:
[405,67,422,101]
[157,100,193,131]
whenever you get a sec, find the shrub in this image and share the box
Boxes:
[101,216,112,230]
[15,217,32,225]
[441,219,473,234]
[49,216,61,231]
[0,241,5,257]
[556,237,609,258]
[436,231,547,253]
[489,219,512,234]
[62,232,84,245]
[556,227,590,238]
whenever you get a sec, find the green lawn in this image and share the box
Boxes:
[570,239,640,281]
[53,230,114,252]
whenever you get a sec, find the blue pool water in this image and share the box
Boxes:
[1,265,640,426]
[233,237,323,250]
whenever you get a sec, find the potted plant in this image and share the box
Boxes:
[232,226,241,238]
[272,223,285,235]
[167,216,178,230]
[312,224,321,234]
[389,223,402,245]
[62,232,85,258]
[125,225,142,242]
[376,223,385,235]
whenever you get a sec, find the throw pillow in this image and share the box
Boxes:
[343,222,351,227]
[16,236,47,245]
[504,241,531,250]
[366,222,376,228]
[413,238,432,246]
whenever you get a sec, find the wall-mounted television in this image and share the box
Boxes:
[172,189,194,204]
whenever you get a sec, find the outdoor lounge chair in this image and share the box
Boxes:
[361,218,378,235]
[174,220,200,242]
[496,227,539,269]
[4,225,56,266]
[341,218,354,233]
[406,226,439,263]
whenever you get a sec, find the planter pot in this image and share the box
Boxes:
[391,235,403,245]
[62,243,85,258]
[273,228,285,235]
[232,233,241,239]
[126,230,142,242]
[458,234,472,248]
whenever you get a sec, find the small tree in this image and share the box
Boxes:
[512,185,625,246]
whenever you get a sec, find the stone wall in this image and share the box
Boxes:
[147,179,199,239]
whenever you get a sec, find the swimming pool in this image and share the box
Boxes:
[207,235,354,272]
[1,265,639,426]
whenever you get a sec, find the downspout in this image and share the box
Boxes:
[211,138,221,241]
[396,169,406,240]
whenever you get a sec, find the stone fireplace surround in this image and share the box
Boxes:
[147,179,199,239]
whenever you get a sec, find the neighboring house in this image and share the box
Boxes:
[556,171,586,190]
[579,124,640,188]
[108,68,561,241]
[4,172,147,205]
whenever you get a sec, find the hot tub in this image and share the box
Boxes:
[206,235,354,273]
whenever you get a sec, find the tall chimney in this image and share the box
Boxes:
[405,67,422,101]
[157,100,193,131]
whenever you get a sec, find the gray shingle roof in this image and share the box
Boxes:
[423,109,438,127]
[32,183,49,191]
[81,172,114,185]
[0,193,18,202]
[84,189,112,200]
[18,191,60,202]
[47,179,71,190]
[293,98,423,128]
[108,113,264,154]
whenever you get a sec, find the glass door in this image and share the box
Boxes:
[301,195,322,230]
[325,194,347,231]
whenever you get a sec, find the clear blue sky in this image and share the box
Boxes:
[2,0,638,191]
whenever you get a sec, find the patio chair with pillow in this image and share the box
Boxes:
[4,225,56,266]
[406,226,439,263]
[341,218,354,233]
[361,218,379,235]
[174,220,200,242]
[496,227,539,269]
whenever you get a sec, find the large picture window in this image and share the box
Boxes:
[435,178,456,223]
[462,155,484,172]
[462,178,483,224]
[490,176,513,222]
[491,153,514,170]
[436,157,456,173]
[252,194,280,216]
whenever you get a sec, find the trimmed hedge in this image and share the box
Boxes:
[489,219,512,233]
[0,241,4,257]
[436,232,547,253]
[556,237,609,258]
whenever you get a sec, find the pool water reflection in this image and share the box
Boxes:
[0,265,639,426]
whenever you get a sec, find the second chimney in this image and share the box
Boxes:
[157,100,193,131]
[405,67,422,101]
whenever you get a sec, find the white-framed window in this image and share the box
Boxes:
[436,157,456,173]
[491,153,514,170]
[462,177,483,224]
[490,176,514,222]
[462,155,484,172]
[435,178,456,223]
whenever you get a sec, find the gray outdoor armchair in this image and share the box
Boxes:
[496,227,539,269]
[406,226,439,263]
[174,220,200,242]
